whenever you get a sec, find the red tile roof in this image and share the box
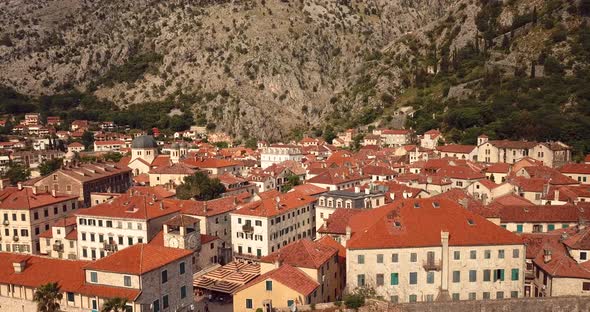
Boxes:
[317,208,364,235]
[307,168,367,185]
[85,244,192,275]
[182,157,241,169]
[260,239,337,269]
[53,162,131,183]
[94,140,126,146]
[149,162,197,175]
[180,196,239,217]
[128,185,175,199]
[232,192,317,218]
[317,235,346,259]
[76,195,181,220]
[436,144,476,154]
[289,184,327,197]
[559,163,590,175]
[488,140,537,149]
[522,232,590,279]
[346,198,522,249]
[496,204,590,223]
[0,187,78,210]
[563,226,590,250]
[235,264,319,296]
[485,163,512,173]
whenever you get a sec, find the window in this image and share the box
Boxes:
[376,254,383,263]
[357,255,365,264]
[161,270,168,284]
[452,293,460,301]
[410,253,417,262]
[483,292,490,300]
[287,300,294,307]
[163,295,169,309]
[390,273,399,285]
[409,295,417,303]
[484,250,491,259]
[245,299,253,309]
[181,286,187,299]
[548,224,555,231]
[392,253,398,263]
[507,248,517,258]
[452,271,460,283]
[498,249,505,259]
[426,271,434,284]
[469,270,477,282]
[494,269,505,281]
[124,276,131,287]
[511,269,519,281]
[180,262,186,274]
[516,224,523,232]
[266,280,273,291]
[469,250,476,259]
[67,292,75,302]
[453,251,460,260]
[376,274,384,286]
[90,272,98,283]
[357,274,365,287]
[582,252,588,261]
[496,291,504,299]
[255,220,262,226]
[483,269,491,281]
[583,282,590,291]
[20,214,25,221]
[511,291,518,298]
[390,296,398,303]
[409,272,417,284]
[469,292,476,300]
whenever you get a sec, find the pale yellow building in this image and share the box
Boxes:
[345,198,525,303]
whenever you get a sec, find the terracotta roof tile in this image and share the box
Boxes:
[232,192,317,218]
[0,187,78,210]
[260,239,337,269]
[346,198,522,249]
[85,244,192,275]
[235,264,319,296]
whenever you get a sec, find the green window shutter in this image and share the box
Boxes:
[266,280,273,291]
[548,224,555,231]
[391,273,399,285]
[500,269,505,281]
[516,224,523,232]
[511,269,519,281]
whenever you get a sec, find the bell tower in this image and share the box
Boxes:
[163,215,201,251]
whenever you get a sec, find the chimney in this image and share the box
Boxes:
[32,186,37,195]
[203,202,208,213]
[345,226,352,241]
[354,186,360,193]
[274,258,282,269]
[51,189,57,197]
[554,189,560,201]
[441,231,450,291]
[543,249,552,263]
[159,202,164,210]
[17,182,22,190]
[13,260,26,273]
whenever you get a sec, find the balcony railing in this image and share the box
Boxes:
[422,259,442,271]
[103,242,118,252]
[53,243,64,252]
[242,224,254,233]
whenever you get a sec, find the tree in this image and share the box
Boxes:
[103,152,124,163]
[3,163,31,185]
[81,131,94,150]
[33,282,63,312]
[244,138,257,150]
[176,172,226,200]
[101,297,129,312]
[323,125,336,144]
[39,158,63,176]
[281,173,301,193]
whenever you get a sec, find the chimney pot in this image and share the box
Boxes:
[17,183,22,190]
[51,189,57,197]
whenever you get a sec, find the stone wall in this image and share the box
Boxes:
[289,297,590,312]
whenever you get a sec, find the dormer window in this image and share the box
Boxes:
[467,219,475,226]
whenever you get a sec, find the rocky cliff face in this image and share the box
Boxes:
[1,0,558,140]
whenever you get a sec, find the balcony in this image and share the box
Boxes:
[422,259,442,271]
[53,243,64,252]
[242,224,254,233]
[103,242,118,252]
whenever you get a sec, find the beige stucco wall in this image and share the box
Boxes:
[347,244,525,303]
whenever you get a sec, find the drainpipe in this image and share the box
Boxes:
[441,231,450,292]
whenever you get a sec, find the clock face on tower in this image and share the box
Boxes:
[188,235,198,249]
[168,237,179,248]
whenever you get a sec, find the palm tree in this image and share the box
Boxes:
[101,297,129,312]
[33,282,63,312]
